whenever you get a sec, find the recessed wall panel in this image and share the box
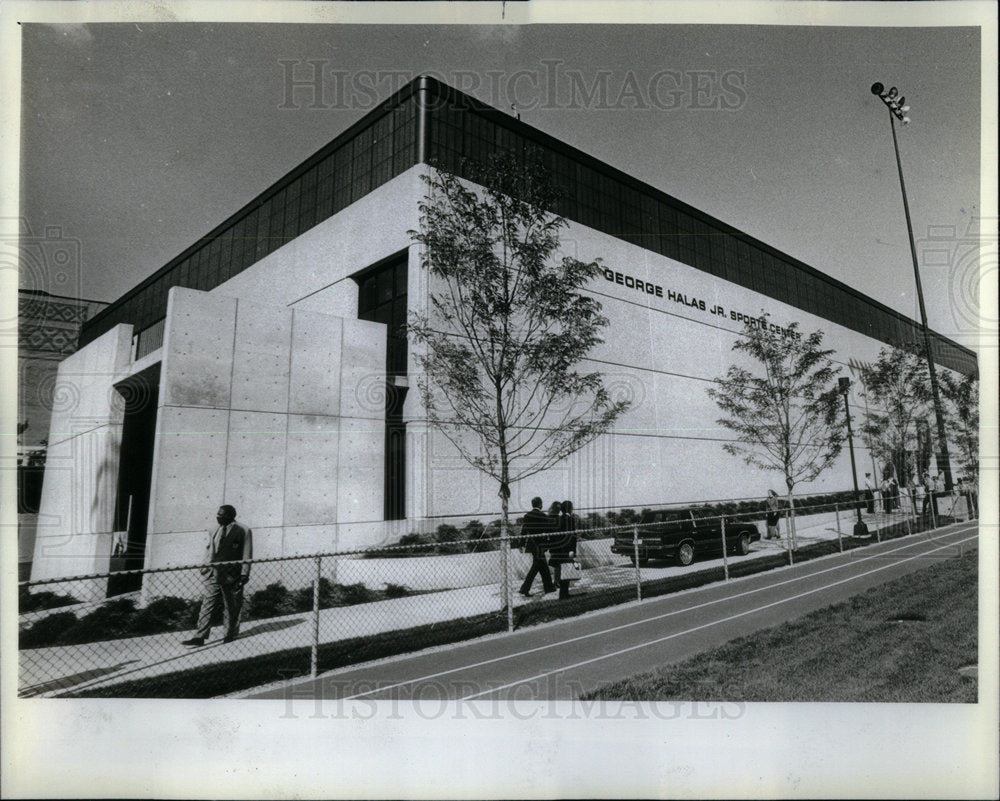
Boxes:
[285,414,340,526]
[336,421,383,524]
[225,411,287,528]
[339,318,387,421]
[162,288,236,409]
[288,310,343,417]
[149,405,228,534]
[231,301,292,412]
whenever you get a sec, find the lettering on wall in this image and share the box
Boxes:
[601,268,800,338]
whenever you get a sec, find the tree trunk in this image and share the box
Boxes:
[785,480,797,551]
[499,472,513,633]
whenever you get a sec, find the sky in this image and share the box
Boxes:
[16,15,988,352]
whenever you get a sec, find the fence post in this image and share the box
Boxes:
[632,525,642,602]
[720,516,729,581]
[785,511,794,565]
[929,492,938,530]
[835,503,843,553]
[311,555,321,679]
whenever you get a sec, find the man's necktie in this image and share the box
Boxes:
[214,524,226,555]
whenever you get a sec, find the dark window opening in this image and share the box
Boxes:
[356,255,409,519]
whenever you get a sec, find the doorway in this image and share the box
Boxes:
[107,364,160,597]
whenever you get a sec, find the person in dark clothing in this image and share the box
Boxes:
[518,496,555,596]
[764,490,782,540]
[920,472,934,520]
[548,500,578,599]
[182,504,253,646]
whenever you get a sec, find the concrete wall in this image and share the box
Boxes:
[214,167,422,315]
[140,287,386,599]
[335,538,616,592]
[31,325,134,598]
[403,203,965,524]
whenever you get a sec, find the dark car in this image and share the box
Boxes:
[609,508,761,567]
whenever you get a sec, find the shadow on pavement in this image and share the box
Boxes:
[240,618,306,637]
[20,660,140,697]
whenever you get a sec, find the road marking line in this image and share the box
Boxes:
[459,533,978,700]
[337,525,975,700]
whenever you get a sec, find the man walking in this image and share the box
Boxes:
[920,471,934,521]
[182,505,253,646]
[518,497,555,597]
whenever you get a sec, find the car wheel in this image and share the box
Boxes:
[737,533,751,556]
[677,542,695,566]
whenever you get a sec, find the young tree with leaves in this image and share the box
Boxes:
[707,316,844,549]
[939,371,979,477]
[859,346,932,488]
[408,153,631,620]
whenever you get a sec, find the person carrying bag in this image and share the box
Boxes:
[549,500,580,599]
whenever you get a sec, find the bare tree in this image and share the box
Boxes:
[408,153,631,619]
[707,315,844,548]
[859,346,932,488]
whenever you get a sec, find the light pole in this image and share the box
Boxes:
[869,82,954,492]
[840,376,870,537]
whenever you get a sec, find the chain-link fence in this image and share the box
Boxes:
[19,489,976,698]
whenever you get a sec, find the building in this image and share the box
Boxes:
[18,289,108,579]
[33,76,976,598]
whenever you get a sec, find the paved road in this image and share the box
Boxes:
[248,521,977,703]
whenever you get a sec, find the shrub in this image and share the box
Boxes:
[384,583,410,599]
[19,611,78,648]
[331,583,377,606]
[63,598,138,644]
[434,524,461,542]
[617,508,639,525]
[464,520,497,552]
[432,524,467,554]
[292,578,347,613]
[245,583,297,620]
[290,584,314,612]
[19,586,80,613]
[131,596,200,635]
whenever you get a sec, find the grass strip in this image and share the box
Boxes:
[582,549,977,703]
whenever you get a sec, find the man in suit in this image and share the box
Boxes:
[518,497,555,596]
[182,505,253,646]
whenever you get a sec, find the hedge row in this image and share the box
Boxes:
[20,579,417,649]
[369,490,864,556]
[18,585,80,613]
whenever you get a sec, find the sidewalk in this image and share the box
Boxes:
[17,508,951,697]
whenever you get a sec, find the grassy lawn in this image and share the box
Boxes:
[583,550,978,703]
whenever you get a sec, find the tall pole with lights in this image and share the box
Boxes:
[869,82,953,492]
[839,377,870,537]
